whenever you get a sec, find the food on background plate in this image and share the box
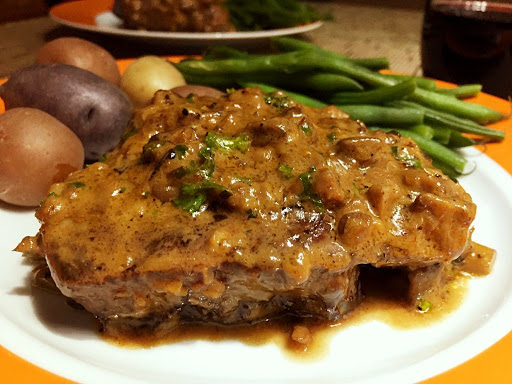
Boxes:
[120,56,186,108]
[113,0,328,33]
[36,37,121,86]
[0,108,84,207]
[17,87,494,339]
[113,0,235,32]
[0,63,132,161]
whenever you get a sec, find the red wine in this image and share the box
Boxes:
[422,0,512,98]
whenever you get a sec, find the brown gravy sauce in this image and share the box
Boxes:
[101,270,470,362]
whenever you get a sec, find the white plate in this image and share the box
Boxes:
[1,148,511,384]
[50,10,324,45]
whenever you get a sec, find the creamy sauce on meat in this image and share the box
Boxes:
[38,88,475,283]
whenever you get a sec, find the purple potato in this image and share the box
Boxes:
[0,64,132,161]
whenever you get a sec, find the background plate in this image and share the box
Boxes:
[50,0,323,44]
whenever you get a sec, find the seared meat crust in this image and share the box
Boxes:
[26,88,476,331]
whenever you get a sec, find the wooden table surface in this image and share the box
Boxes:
[0,2,423,78]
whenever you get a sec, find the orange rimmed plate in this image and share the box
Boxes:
[49,0,324,44]
[0,59,511,383]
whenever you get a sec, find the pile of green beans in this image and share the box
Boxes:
[175,37,508,178]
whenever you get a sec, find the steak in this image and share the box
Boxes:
[18,88,478,335]
[113,0,235,32]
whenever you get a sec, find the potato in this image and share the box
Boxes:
[0,64,132,161]
[121,56,186,108]
[36,37,121,85]
[0,108,84,207]
[172,85,225,99]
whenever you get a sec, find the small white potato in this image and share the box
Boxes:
[121,56,186,108]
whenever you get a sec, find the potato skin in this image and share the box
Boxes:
[0,64,132,161]
[121,56,186,108]
[36,37,121,85]
[0,108,84,207]
[172,85,225,99]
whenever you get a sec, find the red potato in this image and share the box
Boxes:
[0,108,84,207]
[36,37,121,85]
[172,85,225,99]
[0,64,132,161]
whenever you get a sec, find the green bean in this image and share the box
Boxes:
[177,51,396,87]
[448,131,477,148]
[432,126,451,145]
[431,159,460,180]
[409,125,435,140]
[369,127,467,173]
[185,71,363,92]
[435,84,482,99]
[243,72,363,92]
[368,125,434,139]
[330,79,416,105]
[176,49,504,123]
[398,130,467,173]
[177,51,311,75]
[179,52,500,127]
[383,74,437,90]
[292,73,364,92]
[410,88,504,124]
[179,47,503,124]
[337,105,424,126]
[271,37,390,70]
[241,82,328,108]
[388,100,506,141]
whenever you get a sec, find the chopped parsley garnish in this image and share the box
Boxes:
[278,164,294,179]
[417,299,432,313]
[98,153,108,163]
[142,140,187,165]
[141,191,150,198]
[119,187,127,193]
[198,147,215,179]
[68,182,85,189]
[327,132,337,142]
[234,175,252,185]
[226,88,236,95]
[392,146,423,169]
[352,182,361,197]
[121,127,138,143]
[186,93,196,103]
[299,167,323,210]
[173,182,231,214]
[142,139,166,164]
[301,122,312,136]
[174,144,189,159]
[264,93,291,110]
[47,192,58,197]
[205,132,251,153]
